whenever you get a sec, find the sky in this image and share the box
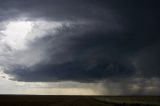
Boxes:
[0,0,160,95]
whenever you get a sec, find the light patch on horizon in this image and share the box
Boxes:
[15,81,104,95]
[0,69,104,95]
[20,88,99,95]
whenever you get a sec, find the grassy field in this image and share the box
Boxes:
[0,95,159,106]
[93,96,160,106]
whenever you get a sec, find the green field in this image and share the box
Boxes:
[0,95,159,106]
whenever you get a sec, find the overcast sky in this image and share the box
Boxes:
[0,0,160,95]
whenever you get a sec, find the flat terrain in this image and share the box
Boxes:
[0,95,159,106]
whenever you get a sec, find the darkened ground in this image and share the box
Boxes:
[0,95,159,106]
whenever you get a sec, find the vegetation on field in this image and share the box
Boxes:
[93,96,160,106]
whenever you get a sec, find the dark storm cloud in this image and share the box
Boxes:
[7,25,136,82]
[0,0,113,21]
[1,0,160,86]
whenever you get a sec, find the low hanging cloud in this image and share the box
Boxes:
[0,0,160,95]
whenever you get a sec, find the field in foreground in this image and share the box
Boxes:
[0,95,159,106]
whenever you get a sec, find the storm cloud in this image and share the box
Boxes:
[0,0,160,95]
